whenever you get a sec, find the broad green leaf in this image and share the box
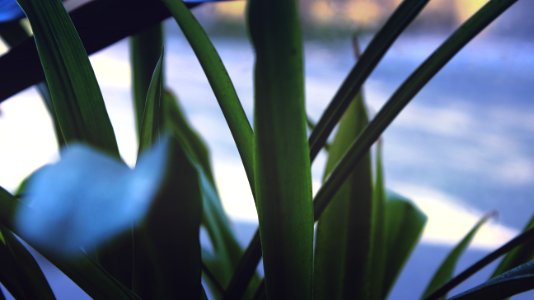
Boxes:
[0,187,137,299]
[422,213,493,299]
[130,24,164,138]
[0,228,54,299]
[140,136,203,299]
[308,0,431,160]
[248,0,313,298]
[312,0,518,229]
[314,96,373,300]
[161,0,255,191]
[163,91,259,297]
[491,214,534,277]
[138,52,165,153]
[16,0,119,156]
[370,140,386,300]
[382,192,426,298]
[449,261,534,300]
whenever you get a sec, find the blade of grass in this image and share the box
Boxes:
[138,53,165,153]
[229,0,518,293]
[308,0,431,160]
[382,192,426,298]
[248,0,314,298]
[424,227,534,300]
[131,24,164,138]
[491,214,534,277]
[140,136,203,299]
[161,0,255,192]
[314,96,373,300]
[0,229,54,299]
[449,261,534,300]
[422,212,494,299]
[16,0,119,156]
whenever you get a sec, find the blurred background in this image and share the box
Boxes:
[0,0,533,298]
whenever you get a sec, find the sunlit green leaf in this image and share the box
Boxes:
[422,213,493,299]
[314,96,373,300]
[16,0,119,156]
[161,0,255,191]
[247,0,313,298]
[382,192,426,298]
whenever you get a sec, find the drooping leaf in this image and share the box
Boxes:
[422,213,493,299]
[130,23,164,138]
[0,228,54,300]
[15,139,170,255]
[314,96,373,300]
[138,52,165,153]
[449,261,534,300]
[247,0,314,298]
[382,192,427,298]
[16,0,119,156]
[161,0,255,191]
[491,214,534,277]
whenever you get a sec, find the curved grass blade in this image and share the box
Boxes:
[491,214,534,278]
[0,187,138,299]
[314,96,373,300]
[424,228,534,300]
[382,192,426,298]
[248,0,314,298]
[312,0,518,224]
[224,0,518,294]
[161,0,255,191]
[16,0,119,156]
[0,229,54,299]
[422,213,493,299]
[308,0,431,160]
[449,261,534,300]
[131,24,164,138]
[138,52,165,153]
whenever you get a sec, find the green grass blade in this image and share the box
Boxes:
[0,229,54,300]
[131,24,164,138]
[424,227,534,300]
[141,137,203,299]
[308,0,431,160]
[16,0,119,156]
[223,1,518,294]
[449,261,534,300]
[314,96,373,300]
[138,53,165,154]
[382,192,427,298]
[491,214,534,277]
[423,213,493,299]
[248,0,313,298]
[313,0,517,223]
[161,0,255,191]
